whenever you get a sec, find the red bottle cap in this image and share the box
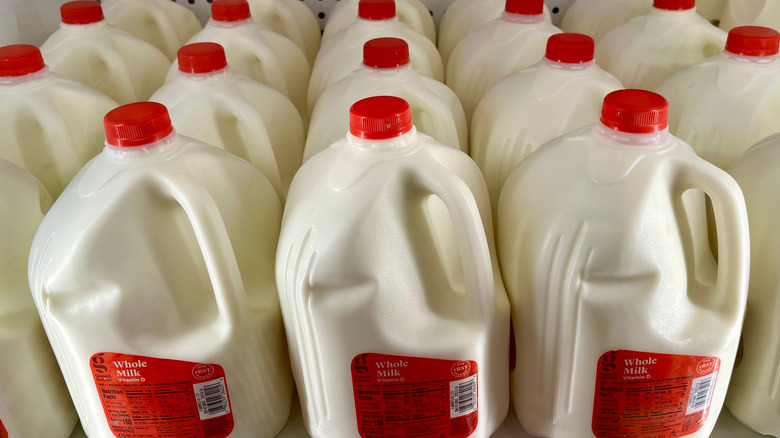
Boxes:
[60,1,104,25]
[600,89,668,134]
[358,0,396,20]
[178,43,228,74]
[505,0,544,15]
[653,0,695,11]
[0,45,46,77]
[104,102,175,147]
[363,38,410,68]
[725,26,780,56]
[350,96,413,139]
[212,0,251,22]
[545,33,595,63]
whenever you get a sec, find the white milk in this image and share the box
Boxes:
[308,0,443,111]
[560,0,652,42]
[277,96,510,438]
[172,0,311,120]
[470,33,622,217]
[246,0,321,66]
[657,26,780,170]
[446,0,562,122]
[305,38,466,161]
[720,0,780,31]
[595,0,727,90]
[152,42,304,202]
[727,132,780,437]
[0,44,118,199]
[40,1,170,104]
[0,159,76,438]
[322,0,436,44]
[28,102,293,438]
[102,0,202,61]
[498,89,749,438]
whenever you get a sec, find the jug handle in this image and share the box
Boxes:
[145,6,185,57]
[397,3,426,39]
[94,42,139,103]
[404,90,468,153]
[244,37,291,100]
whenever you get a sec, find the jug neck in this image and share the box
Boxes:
[60,20,110,33]
[501,12,546,24]
[105,132,182,161]
[720,50,780,66]
[356,16,400,25]
[0,68,52,86]
[177,66,234,82]
[347,126,419,152]
[649,6,698,18]
[208,17,254,29]
[595,122,672,147]
[360,62,415,77]
[540,57,597,72]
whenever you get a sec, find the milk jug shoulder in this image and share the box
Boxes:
[308,0,443,111]
[152,42,304,202]
[720,0,780,31]
[323,0,436,44]
[446,0,562,122]
[657,26,780,170]
[595,0,727,90]
[470,33,622,217]
[0,159,76,438]
[246,0,322,65]
[0,44,118,198]
[498,89,749,438]
[306,38,466,161]
[40,1,170,104]
[278,96,510,438]
[28,102,293,438]
[560,0,653,42]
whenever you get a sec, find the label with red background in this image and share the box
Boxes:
[593,350,721,438]
[0,418,7,438]
[351,353,478,438]
[90,353,234,438]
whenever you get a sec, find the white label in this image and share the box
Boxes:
[450,374,477,418]
[687,372,717,415]
[194,377,231,420]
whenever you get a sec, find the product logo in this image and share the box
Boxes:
[92,353,108,374]
[354,354,369,375]
[451,361,471,378]
[600,352,617,372]
[193,364,215,381]
[697,358,717,375]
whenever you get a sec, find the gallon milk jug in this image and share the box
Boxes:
[246,0,321,66]
[0,159,76,438]
[40,1,170,104]
[102,0,203,61]
[277,96,510,438]
[0,44,117,199]
[726,133,780,437]
[595,0,727,90]
[152,42,304,202]
[28,102,293,438]
[322,0,436,44]
[174,0,311,120]
[0,0,65,46]
[446,0,562,121]
[657,26,780,170]
[470,33,622,217]
[308,0,443,111]
[498,89,749,438]
[305,38,466,161]
[560,0,652,42]
[720,0,780,31]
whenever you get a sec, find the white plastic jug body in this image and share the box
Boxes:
[277,129,510,438]
[719,0,780,31]
[560,0,653,42]
[246,0,322,65]
[0,159,76,438]
[0,0,65,46]
[0,70,118,198]
[151,67,304,201]
[40,21,170,104]
[657,51,780,170]
[498,123,749,438]
[470,58,622,216]
[323,0,436,44]
[28,135,293,438]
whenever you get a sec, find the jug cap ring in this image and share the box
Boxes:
[545,33,594,63]
[212,0,252,22]
[358,0,396,20]
[726,26,780,57]
[601,89,668,134]
[0,45,46,77]
[505,0,544,16]
[364,38,410,68]
[105,102,175,147]
[60,1,104,25]
[178,43,228,74]
[350,96,413,139]
[653,0,695,10]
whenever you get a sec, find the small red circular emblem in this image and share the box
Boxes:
[192,364,215,380]
[451,361,471,378]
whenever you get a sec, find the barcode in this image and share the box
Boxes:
[450,374,478,418]
[687,372,717,415]
[194,377,231,420]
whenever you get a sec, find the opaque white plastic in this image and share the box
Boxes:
[40,19,169,104]
[0,0,65,46]
[322,0,436,44]
[470,57,622,216]
[0,159,76,438]
[277,127,510,438]
[28,133,293,438]
[560,0,652,42]
[246,0,322,65]
[498,122,749,438]
[595,7,727,90]
[698,0,726,22]
[720,0,780,31]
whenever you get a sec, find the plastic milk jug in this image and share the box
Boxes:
[152,42,304,202]
[308,0,443,111]
[657,26,780,170]
[561,0,652,42]
[101,0,203,61]
[720,0,780,31]
[498,89,749,438]
[595,0,727,90]
[470,33,622,217]
[305,38,466,161]
[0,0,66,47]
[277,96,511,438]
[246,0,321,65]
[0,44,117,199]
[322,0,436,44]
[727,132,780,437]
[28,102,293,438]
[446,0,562,122]
[40,1,169,104]
[174,0,311,120]
[0,159,76,438]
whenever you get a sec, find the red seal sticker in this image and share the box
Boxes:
[90,353,234,438]
[592,350,721,438]
[351,353,478,438]
[0,418,7,438]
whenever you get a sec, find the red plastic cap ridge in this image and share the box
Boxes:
[0,45,46,77]
[350,96,413,139]
[104,102,175,147]
[178,43,228,74]
[726,26,780,56]
[363,38,410,68]
[212,0,251,22]
[505,0,544,15]
[359,0,396,20]
[653,0,695,10]
[600,89,668,134]
[546,33,594,63]
[60,1,104,25]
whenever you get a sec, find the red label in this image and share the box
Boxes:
[0,418,7,438]
[593,350,721,438]
[90,353,234,438]
[351,353,478,438]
